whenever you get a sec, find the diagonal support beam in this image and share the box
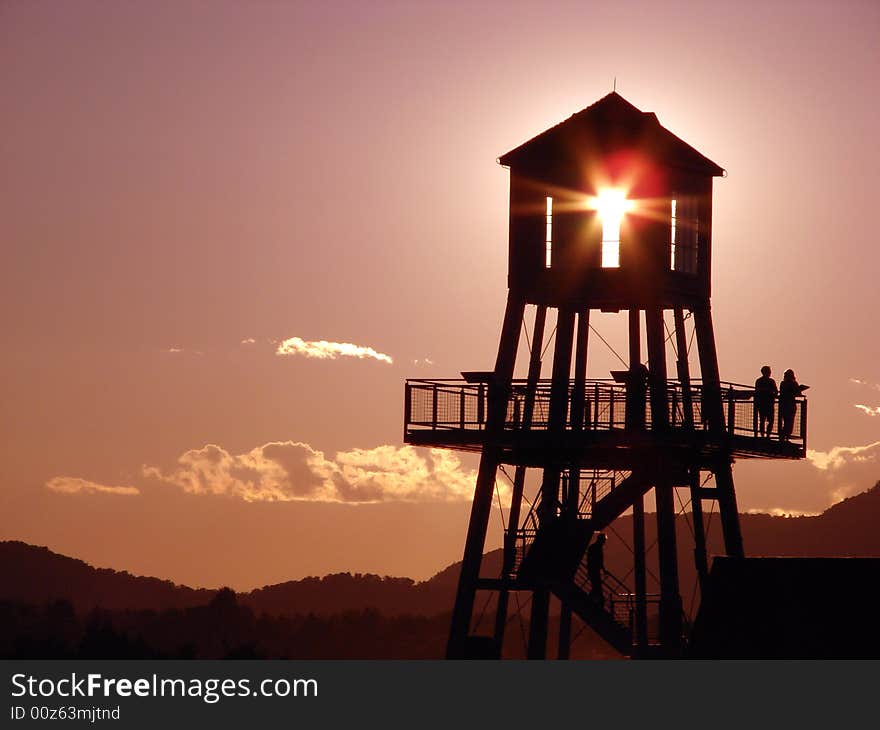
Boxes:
[591,472,651,530]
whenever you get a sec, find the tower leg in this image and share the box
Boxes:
[693,307,724,433]
[557,603,572,659]
[526,309,575,660]
[556,464,573,659]
[494,306,547,650]
[654,481,683,654]
[632,495,649,655]
[645,307,669,431]
[628,307,649,655]
[673,308,695,428]
[646,306,682,654]
[693,306,744,558]
[527,588,551,659]
[689,467,710,594]
[557,310,589,660]
[628,308,641,367]
[447,295,525,659]
[570,310,590,430]
[714,461,745,558]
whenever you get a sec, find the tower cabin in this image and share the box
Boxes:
[503,92,719,312]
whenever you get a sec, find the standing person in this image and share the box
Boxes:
[754,366,778,437]
[587,533,607,608]
[779,369,809,442]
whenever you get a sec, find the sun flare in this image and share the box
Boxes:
[594,188,634,224]
[592,188,633,268]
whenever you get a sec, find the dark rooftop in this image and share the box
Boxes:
[498,92,724,177]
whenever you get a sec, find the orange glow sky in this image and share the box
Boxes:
[2,1,879,589]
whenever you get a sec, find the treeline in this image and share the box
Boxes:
[0,589,449,659]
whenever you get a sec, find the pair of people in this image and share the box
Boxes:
[754,366,809,441]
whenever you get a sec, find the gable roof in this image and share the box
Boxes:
[498,92,724,177]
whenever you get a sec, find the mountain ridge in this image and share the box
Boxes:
[3,480,878,617]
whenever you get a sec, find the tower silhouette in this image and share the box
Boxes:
[404,93,808,658]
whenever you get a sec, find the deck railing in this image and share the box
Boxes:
[404,377,807,447]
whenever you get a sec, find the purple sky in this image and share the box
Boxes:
[2,0,879,589]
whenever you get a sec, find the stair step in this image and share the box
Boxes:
[551,582,634,656]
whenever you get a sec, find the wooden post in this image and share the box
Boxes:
[527,588,552,660]
[645,307,669,433]
[673,308,694,429]
[629,308,641,367]
[646,306,681,654]
[713,461,745,558]
[557,599,572,660]
[527,308,576,660]
[628,307,648,654]
[692,306,744,559]
[493,305,547,649]
[800,400,808,452]
[632,495,648,655]
[690,467,710,594]
[557,310,589,659]
[693,307,725,434]
[571,310,590,430]
[447,294,525,659]
[404,383,411,440]
[459,387,465,430]
[548,310,576,436]
[727,386,736,435]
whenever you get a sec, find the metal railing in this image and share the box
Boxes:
[573,559,660,643]
[509,468,631,580]
[576,470,632,519]
[404,377,807,447]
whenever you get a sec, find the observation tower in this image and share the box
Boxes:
[403,93,807,658]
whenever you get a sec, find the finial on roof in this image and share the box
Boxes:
[613,76,616,92]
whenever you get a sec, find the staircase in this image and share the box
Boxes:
[551,578,634,655]
[515,516,594,585]
[510,470,657,656]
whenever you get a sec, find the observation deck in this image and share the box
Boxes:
[404,377,806,468]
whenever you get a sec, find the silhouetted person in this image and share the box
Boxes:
[624,363,649,430]
[754,365,778,437]
[587,533,607,608]
[779,369,809,442]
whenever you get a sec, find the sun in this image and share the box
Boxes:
[592,188,634,268]
[594,188,634,224]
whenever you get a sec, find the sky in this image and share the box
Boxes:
[2,0,879,590]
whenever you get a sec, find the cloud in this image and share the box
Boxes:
[163,347,203,355]
[806,440,880,471]
[275,337,393,364]
[240,338,256,345]
[850,378,880,391]
[803,440,880,508]
[854,404,880,417]
[144,441,488,504]
[735,438,880,516]
[745,507,820,518]
[411,357,436,367]
[46,476,140,496]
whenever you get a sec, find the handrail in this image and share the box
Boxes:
[404,377,807,447]
[576,470,632,518]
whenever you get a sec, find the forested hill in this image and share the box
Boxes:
[2,480,879,617]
